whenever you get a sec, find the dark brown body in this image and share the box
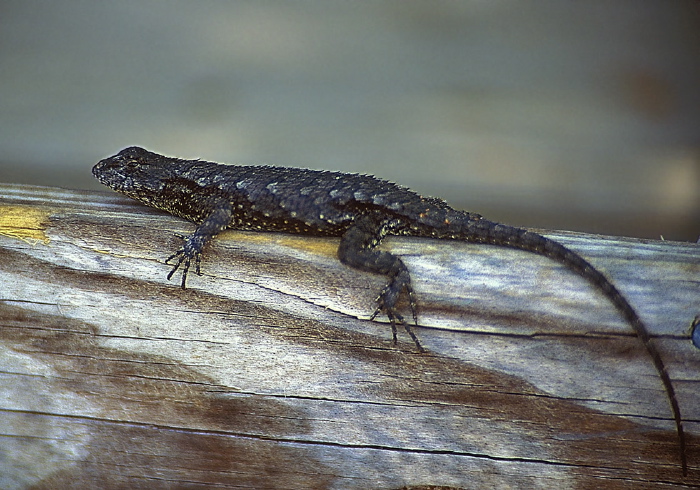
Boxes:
[93,146,686,474]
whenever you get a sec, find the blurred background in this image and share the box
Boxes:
[1,1,698,240]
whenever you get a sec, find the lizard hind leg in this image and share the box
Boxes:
[338,215,424,352]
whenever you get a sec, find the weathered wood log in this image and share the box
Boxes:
[1,183,698,488]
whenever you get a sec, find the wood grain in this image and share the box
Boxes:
[1,183,698,488]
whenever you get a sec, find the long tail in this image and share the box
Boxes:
[460,217,687,475]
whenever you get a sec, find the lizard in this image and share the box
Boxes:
[92,145,687,474]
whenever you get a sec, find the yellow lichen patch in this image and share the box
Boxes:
[220,229,337,257]
[276,235,337,257]
[0,205,50,244]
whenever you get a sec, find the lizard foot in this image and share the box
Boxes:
[369,277,424,352]
[165,233,204,289]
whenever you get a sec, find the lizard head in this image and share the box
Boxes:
[92,146,174,199]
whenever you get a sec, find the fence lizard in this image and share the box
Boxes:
[93,146,687,474]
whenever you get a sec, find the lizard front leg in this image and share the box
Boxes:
[166,203,233,288]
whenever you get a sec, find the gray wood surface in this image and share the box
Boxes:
[1,183,698,488]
